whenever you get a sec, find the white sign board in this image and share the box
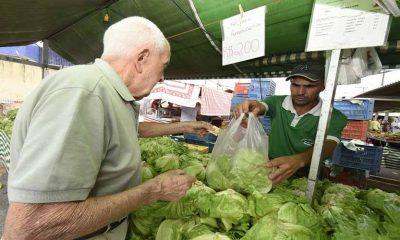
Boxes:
[222,6,266,65]
[306,0,391,51]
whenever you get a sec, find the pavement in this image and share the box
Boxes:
[0,163,8,236]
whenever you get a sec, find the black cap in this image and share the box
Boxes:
[285,62,325,82]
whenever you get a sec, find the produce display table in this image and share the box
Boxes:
[366,175,400,192]
[368,134,400,171]
[368,135,400,144]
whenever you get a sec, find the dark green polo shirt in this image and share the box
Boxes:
[262,95,347,159]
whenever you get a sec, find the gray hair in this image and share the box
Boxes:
[102,16,170,58]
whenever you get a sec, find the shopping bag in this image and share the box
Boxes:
[205,113,272,194]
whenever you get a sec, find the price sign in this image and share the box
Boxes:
[222,6,266,66]
[306,0,391,51]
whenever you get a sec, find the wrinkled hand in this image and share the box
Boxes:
[182,121,213,137]
[233,100,266,119]
[266,155,306,186]
[152,169,196,202]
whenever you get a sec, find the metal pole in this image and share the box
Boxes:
[306,49,341,203]
[41,39,49,79]
[380,70,386,86]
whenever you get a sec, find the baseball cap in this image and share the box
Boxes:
[285,62,325,82]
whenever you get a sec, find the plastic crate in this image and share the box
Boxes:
[170,135,185,142]
[184,133,217,143]
[231,94,250,102]
[333,99,374,120]
[249,93,270,101]
[332,144,383,174]
[234,83,250,94]
[321,167,367,188]
[250,79,276,89]
[231,94,248,108]
[341,120,369,141]
[230,93,271,111]
[249,83,276,97]
[250,79,276,95]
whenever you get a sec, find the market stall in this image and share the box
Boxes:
[144,80,232,118]
[354,80,400,192]
[141,80,233,152]
[1,0,400,239]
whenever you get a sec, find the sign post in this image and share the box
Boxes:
[305,0,392,203]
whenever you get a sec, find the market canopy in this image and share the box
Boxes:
[356,80,400,112]
[1,0,400,78]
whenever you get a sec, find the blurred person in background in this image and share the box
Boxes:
[369,118,381,131]
[392,117,400,133]
[381,117,393,133]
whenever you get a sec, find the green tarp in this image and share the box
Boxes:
[0,0,399,78]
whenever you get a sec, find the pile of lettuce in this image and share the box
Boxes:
[139,137,209,182]
[206,149,272,195]
[127,137,400,240]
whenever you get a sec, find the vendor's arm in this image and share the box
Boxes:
[233,100,267,119]
[4,170,195,240]
[267,107,347,185]
[267,139,338,185]
[138,121,212,138]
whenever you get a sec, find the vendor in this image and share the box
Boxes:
[369,117,381,131]
[234,62,347,185]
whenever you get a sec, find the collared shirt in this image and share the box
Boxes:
[9,59,141,203]
[261,95,347,159]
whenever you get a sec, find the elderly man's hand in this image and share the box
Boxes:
[152,170,196,201]
[233,100,266,119]
[266,155,307,186]
[182,121,213,137]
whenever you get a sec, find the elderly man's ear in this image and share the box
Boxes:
[135,49,150,73]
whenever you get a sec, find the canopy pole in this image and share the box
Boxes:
[41,39,49,79]
[306,49,341,203]
[187,0,244,74]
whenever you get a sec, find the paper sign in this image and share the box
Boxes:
[222,6,266,65]
[306,0,391,51]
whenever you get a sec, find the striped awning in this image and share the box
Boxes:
[0,130,10,172]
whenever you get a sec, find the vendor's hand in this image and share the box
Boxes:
[233,100,266,119]
[182,121,213,137]
[266,155,306,186]
[152,170,196,201]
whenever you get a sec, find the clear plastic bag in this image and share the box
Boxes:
[205,113,272,194]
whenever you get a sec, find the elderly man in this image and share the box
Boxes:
[3,17,211,240]
[234,63,347,185]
